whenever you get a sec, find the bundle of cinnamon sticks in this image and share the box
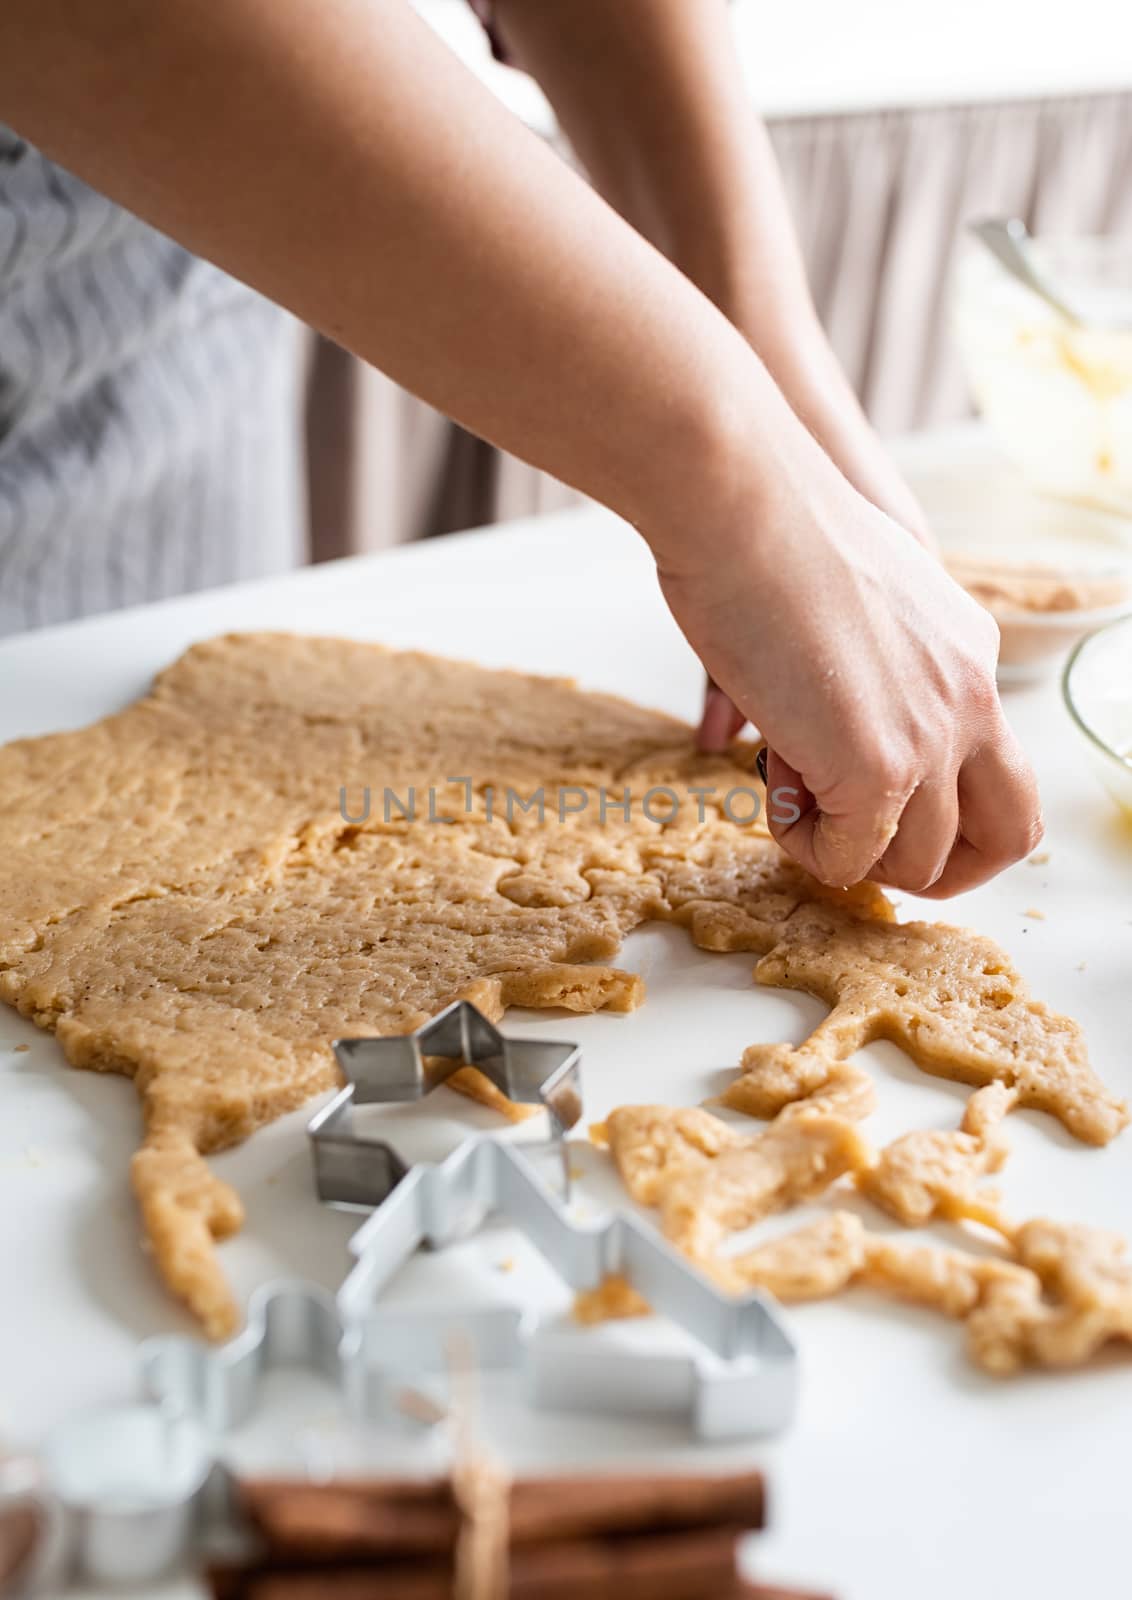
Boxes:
[207,1469,831,1600]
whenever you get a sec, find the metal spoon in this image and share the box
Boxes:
[968,217,1132,334]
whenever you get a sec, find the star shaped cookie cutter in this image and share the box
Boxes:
[307,999,584,1207]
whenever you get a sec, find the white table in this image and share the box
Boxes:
[3,435,1132,1600]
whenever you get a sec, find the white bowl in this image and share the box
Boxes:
[942,539,1132,686]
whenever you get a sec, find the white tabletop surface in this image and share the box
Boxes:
[3,432,1132,1600]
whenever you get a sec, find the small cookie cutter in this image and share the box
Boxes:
[337,1132,800,1439]
[308,999,584,1206]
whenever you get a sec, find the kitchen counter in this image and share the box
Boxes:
[3,431,1132,1599]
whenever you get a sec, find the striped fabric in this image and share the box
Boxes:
[0,127,307,637]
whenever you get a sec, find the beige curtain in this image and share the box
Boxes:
[306,88,1132,559]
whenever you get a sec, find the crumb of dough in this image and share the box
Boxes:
[12,1043,29,1053]
[0,633,1118,1337]
[600,1105,745,1209]
[573,1274,652,1325]
[777,1062,876,1125]
[725,902,1126,1146]
[1029,852,1051,866]
[496,1257,515,1274]
[1022,908,1046,921]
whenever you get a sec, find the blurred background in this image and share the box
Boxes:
[305,0,1132,560]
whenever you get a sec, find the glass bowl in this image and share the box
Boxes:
[954,234,1132,516]
[1062,613,1132,814]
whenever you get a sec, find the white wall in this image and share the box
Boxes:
[416,0,1132,122]
[735,0,1132,116]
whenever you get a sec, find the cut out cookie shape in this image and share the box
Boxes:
[725,902,1127,1146]
[857,1081,1017,1231]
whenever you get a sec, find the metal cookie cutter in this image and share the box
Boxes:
[308,999,584,1206]
[141,1144,797,1446]
[337,1133,799,1439]
[0,1404,216,1593]
[142,1003,797,1452]
[312,1001,796,1438]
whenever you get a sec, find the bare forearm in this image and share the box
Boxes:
[494,1,822,361]
[0,0,814,553]
[0,0,1037,893]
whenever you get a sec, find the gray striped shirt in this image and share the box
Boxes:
[0,127,307,637]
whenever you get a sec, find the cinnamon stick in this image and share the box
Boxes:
[210,1565,833,1600]
[210,1523,742,1600]
[736,1587,835,1600]
[238,1469,764,1560]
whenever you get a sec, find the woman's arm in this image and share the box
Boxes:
[491,0,933,544]
[0,0,1040,894]
[0,0,759,534]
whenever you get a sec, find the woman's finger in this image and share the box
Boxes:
[915,725,1043,900]
[870,778,961,893]
[697,680,747,752]
[764,747,913,888]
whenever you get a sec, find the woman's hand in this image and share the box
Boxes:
[657,436,1042,899]
[3,0,1039,907]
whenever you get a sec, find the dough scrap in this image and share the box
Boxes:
[598,1089,1132,1377]
[968,1219,1132,1375]
[857,1082,1017,1231]
[862,1222,1132,1376]
[0,633,1121,1336]
[596,1149,1132,1378]
[573,1274,652,1325]
[857,1236,1032,1322]
[602,1103,870,1258]
[726,902,1127,1145]
[729,1211,869,1301]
